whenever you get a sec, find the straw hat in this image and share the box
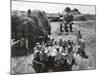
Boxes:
[36,45,41,50]
[36,42,40,45]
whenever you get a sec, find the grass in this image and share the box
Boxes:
[52,20,96,70]
[73,20,96,70]
[11,19,96,74]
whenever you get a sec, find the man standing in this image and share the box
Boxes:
[39,48,48,72]
[32,44,42,73]
[58,13,63,34]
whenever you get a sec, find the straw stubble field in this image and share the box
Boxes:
[11,19,96,74]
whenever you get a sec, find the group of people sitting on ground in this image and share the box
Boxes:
[32,31,88,73]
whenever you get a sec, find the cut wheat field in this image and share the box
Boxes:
[11,20,96,74]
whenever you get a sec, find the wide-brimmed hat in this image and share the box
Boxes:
[36,42,40,45]
[36,45,41,50]
[56,45,60,49]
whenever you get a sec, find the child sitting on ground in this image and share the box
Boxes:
[76,31,82,39]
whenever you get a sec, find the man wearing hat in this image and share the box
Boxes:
[32,43,42,73]
[33,42,40,52]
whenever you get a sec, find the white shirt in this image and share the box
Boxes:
[48,46,57,57]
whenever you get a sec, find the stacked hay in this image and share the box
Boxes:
[11,10,51,55]
[11,10,51,40]
[31,10,51,35]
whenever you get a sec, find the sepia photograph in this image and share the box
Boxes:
[11,0,96,74]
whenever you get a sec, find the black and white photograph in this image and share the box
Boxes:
[11,0,96,74]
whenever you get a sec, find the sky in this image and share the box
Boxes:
[12,0,96,14]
